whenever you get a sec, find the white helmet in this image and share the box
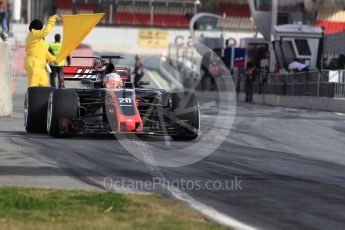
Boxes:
[104,73,123,88]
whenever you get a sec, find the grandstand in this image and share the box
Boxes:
[218,2,256,31]
[50,0,257,31]
[35,0,345,34]
[52,0,97,15]
[52,0,196,28]
[114,3,193,27]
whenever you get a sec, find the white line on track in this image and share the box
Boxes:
[141,152,258,230]
[168,185,258,230]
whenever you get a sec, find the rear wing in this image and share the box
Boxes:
[63,66,131,81]
[63,66,97,81]
[72,56,125,62]
[63,56,127,81]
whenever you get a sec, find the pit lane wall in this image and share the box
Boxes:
[12,24,255,54]
[239,93,345,113]
[0,42,12,116]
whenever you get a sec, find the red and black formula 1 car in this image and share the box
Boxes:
[24,56,199,140]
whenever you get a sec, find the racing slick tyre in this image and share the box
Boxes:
[25,87,54,133]
[171,91,200,141]
[47,89,79,138]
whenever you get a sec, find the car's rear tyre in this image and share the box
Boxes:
[47,89,79,138]
[171,91,200,141]
[25,87,54,133]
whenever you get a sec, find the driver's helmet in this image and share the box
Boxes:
[103,73,123,89]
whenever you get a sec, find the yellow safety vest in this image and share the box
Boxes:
[49,42,65,66]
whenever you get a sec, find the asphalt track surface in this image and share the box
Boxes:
[1,77,345,230]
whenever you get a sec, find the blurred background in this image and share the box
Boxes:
[2,0,345,97]
[2,0,344,32]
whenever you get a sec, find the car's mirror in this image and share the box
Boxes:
[124,82,134,89]
[139,81,150,87]
[92,70,104,75]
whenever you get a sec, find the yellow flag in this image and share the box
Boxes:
[55,13,104,63]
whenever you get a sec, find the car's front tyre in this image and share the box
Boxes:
[47,89,79,138]
[25,87,54,133]
[171,91,200,141]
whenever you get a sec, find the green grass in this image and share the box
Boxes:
[0,187,225,230]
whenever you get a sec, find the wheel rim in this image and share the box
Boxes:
[47,94,53,132]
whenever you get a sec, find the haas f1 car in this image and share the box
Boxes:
[24,56,200,140]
